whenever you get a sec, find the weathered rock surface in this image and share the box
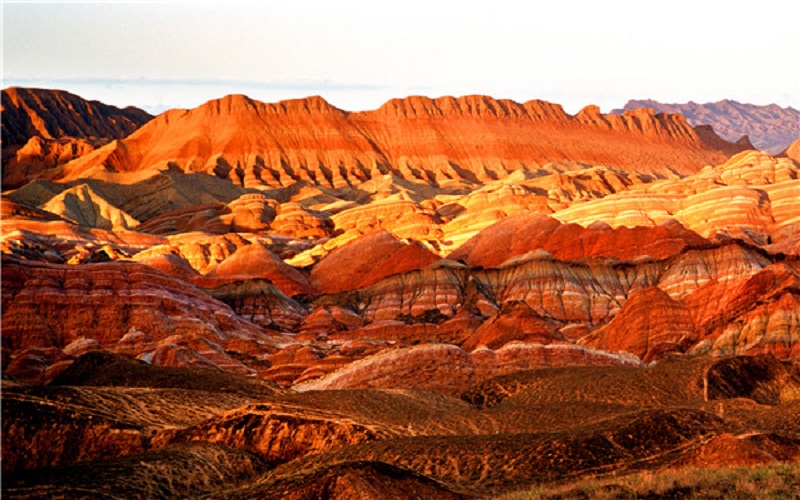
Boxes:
[460,301,561,351]
[3,88,800,499]
[0,256,280,382]
[201,279,308,331]
[3,136,100,189]
[224,408,726,496]
[3,444,266,500]
[35,94,744,189]
[449,212,708,267]
[2,87,152,187]
[782,138,800,163]
[40,183,139,230]
[233,460,474,500]
[686,264,800,358]
[553,151,800,245]
[5,355,799,497]
[203,241,315,297]
[7,171,248,225]
[157,402,394,467]
[1,87,152,147]
[310,229,440,294]
[580,287,697,362]
[294,343,639,397]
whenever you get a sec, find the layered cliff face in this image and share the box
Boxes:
[19,93,746,190]
[0,256,290,383]
[3,89,800,497]
[5,234,795,388]
[552,150,800,247]
[1,87,152,146]
[1,87,153,188]
[4,208,799,389]
[616,99,800,154]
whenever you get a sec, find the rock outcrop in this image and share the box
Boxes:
[310,229,440,294]
[1,87,152,147]
[294,343,639,397]
[782,138,800,163]
[5,353,799,498]
[40,183,140,230]
[552,150,800,247]
[203,241,315,297]
[1,256,281,383]
[3,88,800,499]
[580,287,697,362]
[2,87,152,187]
[34,94,745,188]
[449,212,708,267]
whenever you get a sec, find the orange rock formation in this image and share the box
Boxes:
[36,94,745,187]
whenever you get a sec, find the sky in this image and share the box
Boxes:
[3,0,799,115]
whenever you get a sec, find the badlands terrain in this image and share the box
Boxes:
[2,87,800,498]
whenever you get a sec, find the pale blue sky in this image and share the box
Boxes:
[4,0,799,114]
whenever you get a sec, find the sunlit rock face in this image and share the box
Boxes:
[2,91,799,389]
[553,151,800,248]
[2,87,800,499]
[21,93,742,188]
[0,256,282,383]
[579,287,697,362]
[1,87,152,188]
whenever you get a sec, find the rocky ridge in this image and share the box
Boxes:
[3,88,800,499]
[26,93,746,189]
[615,99,800,154]
[2,87,153,188]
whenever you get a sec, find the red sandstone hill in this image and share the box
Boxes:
[1,87,152,146]
[782,138,800,163]
[39,93,747,187]
[310,229,440,294]
[615,99,800,154]
[448,213,709,267]
[2,88,799,499]
[200,241,316,297]
[1,87,153,188]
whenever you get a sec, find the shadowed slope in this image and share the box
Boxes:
[50,351,283,397]
[2,87,152,188]
[215,408,727,497]
[1,87,152,146]
[5,355,799,497]
[225,460,474,500]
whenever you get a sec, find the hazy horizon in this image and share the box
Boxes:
[5,79,800,118]
[4,1,799,114]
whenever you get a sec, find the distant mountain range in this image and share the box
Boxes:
[613,99,799,154]
[2,88,747,190]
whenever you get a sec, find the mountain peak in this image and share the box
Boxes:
[614,99,800,153]
[4,89,751,188]
[197,94,342,117]
[1,86,153,147]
